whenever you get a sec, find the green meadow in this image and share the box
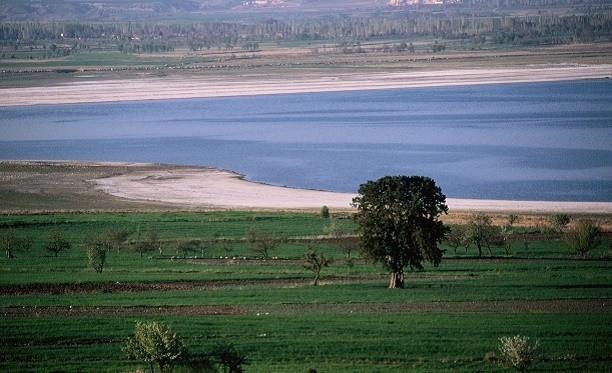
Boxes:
[1,211,611,372]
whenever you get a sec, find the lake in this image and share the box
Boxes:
[1,79,611,202]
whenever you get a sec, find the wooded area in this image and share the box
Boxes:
[1,1,611,59]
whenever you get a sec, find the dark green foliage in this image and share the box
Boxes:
[320,205,330,219]
[211,341,248,373]
[0,210,611,372]
[352,176,447,288]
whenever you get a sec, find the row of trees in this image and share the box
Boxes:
[0,224,342,286]
[1,209,604,269]
[1,11,610,53]
[2,229,69,259]
[445,212,604,259]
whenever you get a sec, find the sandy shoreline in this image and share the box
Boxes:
[1,65,611,106]
[90,163,612,214]
[1,160,610,213]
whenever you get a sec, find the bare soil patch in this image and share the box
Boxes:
[0,277,315,296]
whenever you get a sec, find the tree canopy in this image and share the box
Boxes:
[352,175,448,288]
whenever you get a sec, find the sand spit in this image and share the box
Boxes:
[1,65,611,106]
[92,165,612,214]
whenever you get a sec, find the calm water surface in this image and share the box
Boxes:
[1,79,611,201]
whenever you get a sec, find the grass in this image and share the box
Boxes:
[0,211,333,241]
[1,211,611,372]
[2,313,610,372]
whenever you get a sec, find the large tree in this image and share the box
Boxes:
[352,175,448,289]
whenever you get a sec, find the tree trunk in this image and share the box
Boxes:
[388,271,404,289]
[313,272,320,286]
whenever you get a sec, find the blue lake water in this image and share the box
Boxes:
[1,79,611,201]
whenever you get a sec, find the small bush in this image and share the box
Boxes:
[498,334,540,373]
[565,220,601,259]
[320,205,330,218]
[123,321,187,373]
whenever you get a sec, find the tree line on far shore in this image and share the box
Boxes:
[1,10,611,59]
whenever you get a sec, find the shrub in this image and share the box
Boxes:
[565,220,601,259]
[123,321,187,373]
[86,244,106,273]
[498,334,540,373]
[320,205,330,218]
[549,214,570,233]
[83,233,108,273]
[211,341,248,373]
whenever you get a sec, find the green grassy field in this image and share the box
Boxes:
[1,211,611,372]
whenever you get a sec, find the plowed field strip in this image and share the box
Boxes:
[1,305,244,317]
[3,299,610,317]
[0,276,383,295]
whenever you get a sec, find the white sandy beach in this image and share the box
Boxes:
[91,166,612,213]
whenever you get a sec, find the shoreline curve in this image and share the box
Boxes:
[1,160,610,214]
[90,162,612,214]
